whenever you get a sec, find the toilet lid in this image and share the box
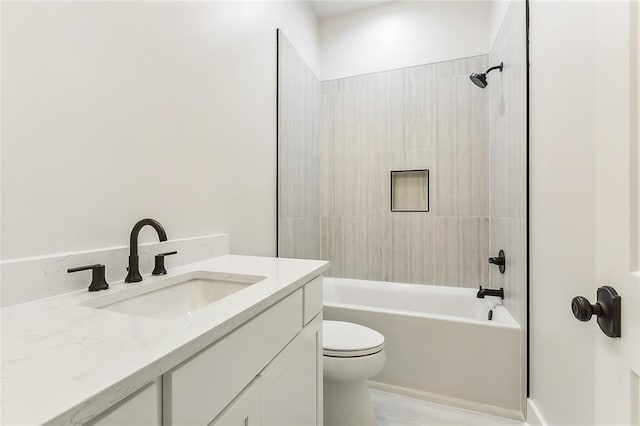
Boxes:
[323,320,384,357]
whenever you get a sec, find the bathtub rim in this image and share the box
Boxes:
[323,277,520,329]
[324,301,521,330]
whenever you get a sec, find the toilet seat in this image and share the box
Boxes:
[323,320,384,357]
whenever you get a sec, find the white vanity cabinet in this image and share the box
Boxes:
[164,289,303,425]
[210,311,322,426]
[164,276,323,426]
[88,276,323,426]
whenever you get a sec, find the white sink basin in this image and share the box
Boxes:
[82,271,265,320]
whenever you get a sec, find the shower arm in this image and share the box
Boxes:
[485,62,504,75]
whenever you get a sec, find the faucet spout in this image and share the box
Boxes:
[476,286,504,299]
[125,218,167,283]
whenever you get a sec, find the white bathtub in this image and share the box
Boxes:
[323,277,522,417]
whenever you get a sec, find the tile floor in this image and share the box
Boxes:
[371,389,525,426]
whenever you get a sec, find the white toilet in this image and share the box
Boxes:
[323,320,386,426]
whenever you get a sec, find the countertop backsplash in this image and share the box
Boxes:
[0,234,230,307]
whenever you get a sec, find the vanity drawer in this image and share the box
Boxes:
[164,289,303,425]
[303,276,323,325]
[210,377,262,426]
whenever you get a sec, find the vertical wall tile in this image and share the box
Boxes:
[391,214,434,284]
[488,3,528,407]
[434,76,458,217]
[321,216,343,277]
[365,213,393,281]
[415,65,437,156]
[342,216,367,279]
[279,217,320,260]
[320,93,335,217]
[319,55,494,289]
[330,92,366,217]
[455,75,490,217]
[433,216,460,285]
[458,217,490,287]
[371,72,392,153]
[386,69,406,152]
[364,151,388,215]
[277,31,320,259]
[489,0,527,327]
[403,67,419,150]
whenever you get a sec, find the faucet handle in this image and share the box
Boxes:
[68,264,109,292]
[152,251,178,276]
[488,249,506,274]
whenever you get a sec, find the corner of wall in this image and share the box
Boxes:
[489,0,512,51]
[277,1,321,78]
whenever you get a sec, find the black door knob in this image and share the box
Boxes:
[571,286,621,338]
[571,296,602,321]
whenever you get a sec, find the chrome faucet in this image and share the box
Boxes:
[125,218,167,283]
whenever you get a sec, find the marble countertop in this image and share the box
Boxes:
[1,255,329,425]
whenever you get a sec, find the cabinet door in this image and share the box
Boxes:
[211,377,262,426]
[260,313,322,426]
[165,290,302,425]
[91,381,160,426]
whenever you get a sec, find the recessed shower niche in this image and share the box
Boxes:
[390,170,430,212]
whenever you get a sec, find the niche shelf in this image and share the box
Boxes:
[390,169,430,212]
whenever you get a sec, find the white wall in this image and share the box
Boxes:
[319,1,494,80]
[1,1,318,260]
[489,0,511,48]
[529,1,596,424]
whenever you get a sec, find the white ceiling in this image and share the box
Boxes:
[309,1,391,20]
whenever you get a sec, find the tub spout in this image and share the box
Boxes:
[477,286,504,299]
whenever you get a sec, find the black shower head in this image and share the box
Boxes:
[469,72,488,88]
[469,62,503,89]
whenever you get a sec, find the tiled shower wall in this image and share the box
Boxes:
[488,0,527,328]
[320,56,491,286]
[277,31,321,259]
[488,0,527,409]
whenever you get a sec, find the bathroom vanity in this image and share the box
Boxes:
[1,255,328,425]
